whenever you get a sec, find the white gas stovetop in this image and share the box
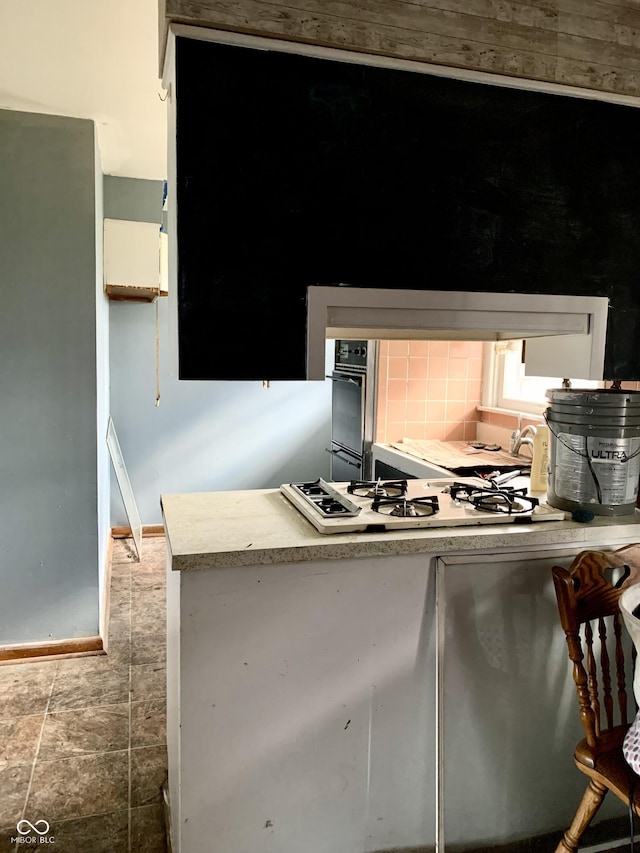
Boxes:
[280,477,567,534]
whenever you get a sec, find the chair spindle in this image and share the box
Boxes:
[599,616,614,731]
[585,620,601,736]
[613,613,628,727]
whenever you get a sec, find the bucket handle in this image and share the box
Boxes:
[543,411,640,465]
[543,411,640,506]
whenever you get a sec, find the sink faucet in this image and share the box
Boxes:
[511,424,537,456]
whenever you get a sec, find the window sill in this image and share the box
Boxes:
[476,405,545,421]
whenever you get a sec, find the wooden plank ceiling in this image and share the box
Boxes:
[160,0,640,98]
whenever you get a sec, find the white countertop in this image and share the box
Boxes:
[160,487,640,572]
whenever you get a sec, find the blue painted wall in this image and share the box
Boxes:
[109,300,332,524]
[107,177,331,525]
[0,109,102,644]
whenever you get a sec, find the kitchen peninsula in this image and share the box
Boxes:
[162,486,640,853]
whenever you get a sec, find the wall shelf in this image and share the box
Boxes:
[105,284,168,303]
[104,218,166,304]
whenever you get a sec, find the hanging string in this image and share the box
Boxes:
[155,296,161,406]
[156,187,168,408]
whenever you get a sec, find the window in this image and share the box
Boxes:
[483,341,599,415]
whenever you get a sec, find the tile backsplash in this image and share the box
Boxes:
[376,343,640,449]
[375,340,483,443]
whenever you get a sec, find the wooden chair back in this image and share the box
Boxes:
[552,545,640,757]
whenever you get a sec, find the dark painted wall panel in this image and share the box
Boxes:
[176,38,640,379]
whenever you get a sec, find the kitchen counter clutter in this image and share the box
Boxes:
[372,438,533,478]
[160,484,640,572]
[388,437,533,470]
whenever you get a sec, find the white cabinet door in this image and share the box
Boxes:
[104,218,161,289]
[175,552,439,853]
[524,333,602,380]
[436,547,627,849]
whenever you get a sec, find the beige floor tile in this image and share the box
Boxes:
[136,538,166,565]
[55,638,130,676]
[131,598,166,636]
[108,594,131,639]
[0,764,31,827]
[131,700,166,749]
[11,810,129,853]
[0,537,170,852]
[38,704,129,761]
[51,809,129,853]
[0,826,16,853]
[0,662,54,683]
[27,750,129,821]
[110,584,132,606]
[131,745,168,808]
[135,566,165,581]
[131,576,165,600]
[130,803,167,852]
[48,666,129,713]
[0,715,44,770]
[131,633,165,667]
[131,663,166,701]
[0,665,54,721]
[110,561,132,581]
[111,539,138,564]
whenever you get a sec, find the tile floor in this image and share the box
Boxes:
[0,536,168,853]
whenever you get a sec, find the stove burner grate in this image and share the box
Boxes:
[289,479,362,517]
[317,497,353,515]
[371,495,440,518]
[347,479,408,499]
[449,482,539,515]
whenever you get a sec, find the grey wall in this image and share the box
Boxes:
[104,175,164,223]
[0,109,101,644]
[95,142,111,624]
